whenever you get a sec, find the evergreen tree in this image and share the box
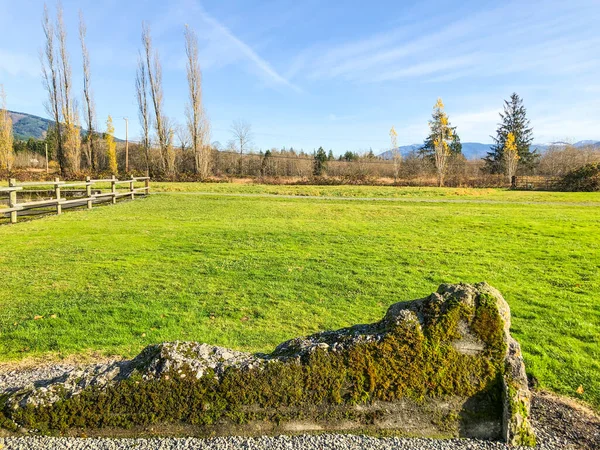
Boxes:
[419,124,462,159]
[327,149,334,160]
[342,150,357,162]
[419,99,460,186]
[261,149,272,176]
[483,93,537,174]
[313,146,328,176]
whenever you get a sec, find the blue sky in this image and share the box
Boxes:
[0,0,599,154]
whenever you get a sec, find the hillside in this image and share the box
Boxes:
[8,110,124,142]
[9,110,53,140]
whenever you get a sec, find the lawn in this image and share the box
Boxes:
[151,181,600,203]
[0,186,599,410]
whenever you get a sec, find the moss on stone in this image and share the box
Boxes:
[1,287,509,435]
[506,382,536,447]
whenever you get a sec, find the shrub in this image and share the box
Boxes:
[559,163,600,191]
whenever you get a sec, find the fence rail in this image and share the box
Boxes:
[0,176,150,224]
[513,176,562,191]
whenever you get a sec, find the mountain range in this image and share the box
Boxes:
[7,110,600,159]
[378,141,600,160]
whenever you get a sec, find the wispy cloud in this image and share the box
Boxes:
[289,0,600,85]
[371,54,479,82]
[0,49,39,78]
[193,4,300,93]
[154,0,299,92]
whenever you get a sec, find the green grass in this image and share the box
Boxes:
[151,182,600,203]
[0,186,599,410]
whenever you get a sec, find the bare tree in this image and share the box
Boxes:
[79,10,96,170]
[174,122,190,152]
[56,2,80,173]
[184,25,210,178]
[389,126,400,183]
[41,3,64,172]
[230,119,252,175]
[135,53,151,173]
[164,116,176,175]
[141,22,173,175]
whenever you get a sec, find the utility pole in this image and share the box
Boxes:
[123,117,129,173]
[45,142,49,174]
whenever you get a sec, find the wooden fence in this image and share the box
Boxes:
[513,176,562,191]
[0,176,150,224]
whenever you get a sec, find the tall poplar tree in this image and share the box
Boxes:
[483,93,537,174]
[79,10,97,170]
[41,3,64,172]
[0,86,14,171]
[56,2,81,173]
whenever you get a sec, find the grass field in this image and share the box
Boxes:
[0,184,599,410]
[151,182,600,203]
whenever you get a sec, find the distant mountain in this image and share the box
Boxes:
[8,110,125,142]
[9,110,53,140]
[379,142,493,160]
[378,144,422,160]
[532,141,600,151]
[573,140,600,147]
[378,140,600,160]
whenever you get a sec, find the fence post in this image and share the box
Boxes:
[111,175,117,204]
[8,178,17,224]
[130,175,135,200]
[54,177,62,215]
[145,177,150,195]
[86,176,93,209]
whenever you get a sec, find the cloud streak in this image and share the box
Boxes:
[289,0,600,85]
[0,49,39,78]
[194,4,300,93]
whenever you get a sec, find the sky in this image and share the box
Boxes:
[0,0,599,155]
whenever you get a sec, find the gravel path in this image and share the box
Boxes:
[1,362,598,449]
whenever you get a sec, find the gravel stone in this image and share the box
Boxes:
[0,433,574,450]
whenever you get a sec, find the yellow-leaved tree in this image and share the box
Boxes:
[0,85,14,172]
[105,115,117,174]
[504,131,519,184]
[429,98,454,187]
[389,126,400,182]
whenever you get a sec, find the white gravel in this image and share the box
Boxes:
[0,434,566,450]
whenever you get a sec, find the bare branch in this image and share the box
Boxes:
[184,24,210,178]
[41,2,64,171]
[79,10,96,169]
[142,22,172,175]
[56,1,80,173]
[135,52,151,173]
